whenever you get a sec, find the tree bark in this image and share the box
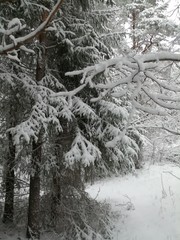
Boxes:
[26,137,42,239]
[2,93,18,224]
[2,132,15,224]
[26,10,48,239]
[132,9,137,50]
[51,121,77,229]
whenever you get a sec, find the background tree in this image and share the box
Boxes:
[114,0,177,52]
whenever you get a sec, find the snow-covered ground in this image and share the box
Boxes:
[86,163,180,240]
[1,162,180,240]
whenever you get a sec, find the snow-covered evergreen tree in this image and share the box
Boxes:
[0,0,142,239]
[114,0,177,52]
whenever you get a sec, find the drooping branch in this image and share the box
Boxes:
[141,52,180,63]
[66,52,180,79]
[0,0,64,55]
[162,126,180,136]
[64,52,180,114]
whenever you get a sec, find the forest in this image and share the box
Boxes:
[0,0,180,239]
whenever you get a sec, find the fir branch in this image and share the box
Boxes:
[0,0,65,55]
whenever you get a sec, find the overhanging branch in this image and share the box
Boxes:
[162,126,180,136]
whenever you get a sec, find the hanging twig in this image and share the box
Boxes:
[163,171,180,181]
[162,125,180,136]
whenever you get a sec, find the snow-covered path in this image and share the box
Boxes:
[86,163,180,240]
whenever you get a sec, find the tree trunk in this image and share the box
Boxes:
[26,136,42,239]
[132,9,137,50]
[26,9,48,239]
[50,121,76,229]
[2,132,15,223]
[2,95,17,224]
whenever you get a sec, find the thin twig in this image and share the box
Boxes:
[163,171,180,180]
[162,126,180,136]
[93,187,101,200]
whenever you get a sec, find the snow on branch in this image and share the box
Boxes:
[65,52,180,114]
[142,87,180,110]
[72,97,98,120]
[65,131,101,167]
[0,18,26,36]
[0,0,64,55]
[132,101,166,115]
[140,52,180,63]
[66,52,180,79]
[8,99,62,146]
[98,99,129,120]
[5,73,69,145]
[145,71,180,92]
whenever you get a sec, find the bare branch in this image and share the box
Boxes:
[162,126,180,136]
[64,52,180,112]
[163,171,180,180]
